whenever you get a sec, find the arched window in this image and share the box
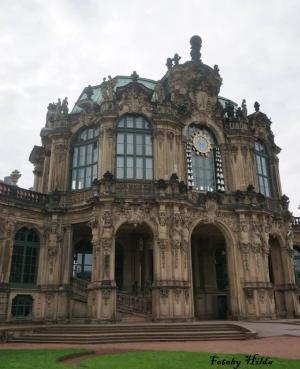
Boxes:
[254,141,271,197]
[71,126,99,190]
[116,115,153,180]
[10,228,39,285]
[11,295,33,317]
[186,124,224,192]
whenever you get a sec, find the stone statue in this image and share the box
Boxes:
[254,101,260,112]
[101,76,115,101]
[46,97,69,125]
[190,35,202,62]
[61,97,68,116]
[55,98,62,119]
[173,53,181,66]
[85,85,94,99]
[214,64,220,75]
[225,101,235,119]
[166,58,173,69]
[242,99,247,117]
[131,71,139,82]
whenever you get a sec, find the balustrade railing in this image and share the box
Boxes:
[117,291,152,315]
[0,178,285,215]
[0,182,49,206]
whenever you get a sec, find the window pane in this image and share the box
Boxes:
[117,143,124,154]
[117,157,124,167]
[72,170,77,190]
[145,144,152,156]
[118,119,125,128]
[135,116,143,128]
[126,157,134,178]
[79,146,86,166]
[93,143,98,162]
[261,158,267,176]
[87,129,93,139]
[85,166,92,187]
[127,144,134,155]
[92,164,97,180]
[136,158,143,179]
[126,116,134,128]
[86,144,92,165]
[146,158,153,169]
[117,168,124,178]
[117,133,124,143]
[264,178,271,197]
[80,129,87,141]
[78,168,84,189]
[73,147,78,167]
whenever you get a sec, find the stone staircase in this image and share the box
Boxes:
[7,322,255,343]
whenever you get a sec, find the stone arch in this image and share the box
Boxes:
[114,221,154,316]
[114,218,157,240]
[189,217,238,320]
[15,224,43,244]
[183,118,225,145]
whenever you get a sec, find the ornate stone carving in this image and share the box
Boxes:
[102,210,112,227]
[244,288,253,302]
[160,288,169,302]
[158,211,168,226]
[157,238,168,268]
[173,288,181,303]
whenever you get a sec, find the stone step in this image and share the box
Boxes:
[7,323,253,343]
[11,334,246,344]
[23,330,242,337]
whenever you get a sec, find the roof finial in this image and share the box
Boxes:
[190,35,202,62]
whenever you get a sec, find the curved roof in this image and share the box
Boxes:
[71,75,237,114]
[71,76,156,114]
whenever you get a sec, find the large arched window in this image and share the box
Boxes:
[10,228,39,285]
[71,126,99,190]
[254,141,271,197]
[186,124,224,192]
[116,115,153,180]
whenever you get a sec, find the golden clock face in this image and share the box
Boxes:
[191,132,212,156]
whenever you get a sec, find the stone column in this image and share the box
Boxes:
[0,222,15,322]
[47,131,71,192]
[88,209,116,321]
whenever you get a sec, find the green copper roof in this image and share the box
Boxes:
[71,75,237,114]
[71,76,156,114]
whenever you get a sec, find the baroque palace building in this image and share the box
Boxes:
[0,36,299,323]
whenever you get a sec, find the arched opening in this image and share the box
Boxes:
[72,224,92,282]
[10,228,39,286]
[268,236,287,317]
[11,295,33,318]
[191,223,229,319]
[115,222,153,316]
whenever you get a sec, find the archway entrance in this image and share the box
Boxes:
[268,236,287,317]
[191,223,229,319]
[115,222,153,316]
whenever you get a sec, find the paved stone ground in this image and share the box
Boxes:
[1,321,300,359]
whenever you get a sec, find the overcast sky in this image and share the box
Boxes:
[0,0,299,214]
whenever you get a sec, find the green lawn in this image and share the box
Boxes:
[0,349,299,369]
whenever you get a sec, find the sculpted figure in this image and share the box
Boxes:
[62,97,68,116]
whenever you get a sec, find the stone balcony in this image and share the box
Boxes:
[0,176,286,215]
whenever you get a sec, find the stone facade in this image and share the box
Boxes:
[0,36,299,323]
